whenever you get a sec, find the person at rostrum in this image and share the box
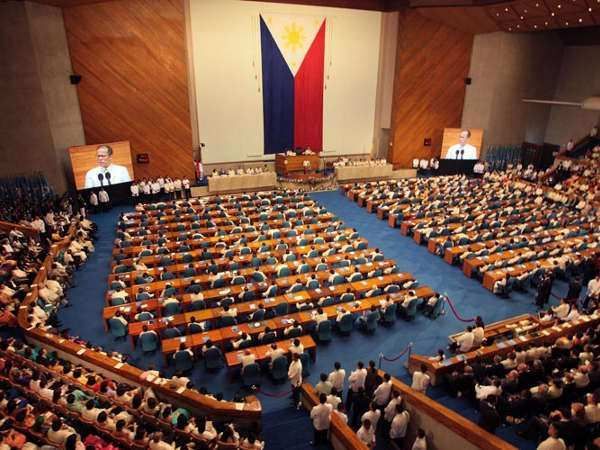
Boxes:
[84,144,132,189]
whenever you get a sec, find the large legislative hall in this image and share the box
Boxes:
[1,0,599,449]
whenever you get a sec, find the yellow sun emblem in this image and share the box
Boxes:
[281,22,305,52]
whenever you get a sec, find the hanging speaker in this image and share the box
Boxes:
[70,74,82,85]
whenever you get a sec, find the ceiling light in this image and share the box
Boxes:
[521,15,524,19]
[557,4,562,8]
[509,27,513,30]
[545,21,549,25]
[551,12,555,15]
[496,12,500,15]
[505,7,509,11]
[565,21,569,24]
[517,24,520,27]
[534,24,538,28]
[589,7,592,11]
[578,17,583,22]
[524,9,528,12]
[535,2,539,6]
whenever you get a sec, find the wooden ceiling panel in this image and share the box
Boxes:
[545,0,589,13]
[512,0,551,17]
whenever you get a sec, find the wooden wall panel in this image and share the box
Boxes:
[389,10,473,168]
[63,0,194,181]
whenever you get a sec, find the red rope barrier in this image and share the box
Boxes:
[443,294,475,323]
[381,343,413,362]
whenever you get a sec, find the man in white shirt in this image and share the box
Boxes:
[373,373,393,408]
[347,361,367,409]
[456,326,475,353]
[357,418,376,448]
[240,349,256,368]
[310,393,333,446]
[411,364,430,394]
[265,343,286,369]
[537,422,566,450]
[84,145,132,188]
[288,353,303,409]
[390,403,410,447]
[328,362,346,395]
[444,130,478,160]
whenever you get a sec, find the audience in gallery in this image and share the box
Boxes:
[130,176,192,202]
[310,359,428,449]
[333,158,388,168]
[0,337,264,449]
[209,165,271,178]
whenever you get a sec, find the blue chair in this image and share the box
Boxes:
[110,297,127,306]
[188,322,204,334]
[316,320,333,343]
[382,304,398,325]
[136,292,151,301]
[189,299,206,311]
[337,314,354,335]
[297,264,310,274]
[275,302,289,316]
[139,332,159,352]
[400,298,419,321]
[219,316,237,328]
[300,352,311,377]
[162,325,182,338]
[271,356,288,382]
[360,312,379,334]
[277,267,291,277]
[306,279,320,290]
[163,302,182,316]
[174,350,194,373]
[242,363,262,387]
[108,318,128,338]
[110,281,124,290]
[204,347,225,370]
[136,311,154,321]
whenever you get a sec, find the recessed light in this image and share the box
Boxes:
[565,21,569,25]
[557,4,562,8]
[551,12,555,15]
[496,12,500,15]
[589,7,592,11]
[505,7,509,11]
[535,2,539,6]
[578,17,583,22]
[521,15,524,19]
[524,9,528,12]
[509,27,513,30]
[534,24,538,28]
[545,21,549,25]
[517,24,520,27]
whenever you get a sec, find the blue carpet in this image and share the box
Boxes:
[57,192,568,449]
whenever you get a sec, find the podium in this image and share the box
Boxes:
[275,154,321,176]
[437,159,477,175]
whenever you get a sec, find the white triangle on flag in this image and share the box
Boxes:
[262,13,324,77]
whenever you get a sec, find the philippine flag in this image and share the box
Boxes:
[260,14,326,155]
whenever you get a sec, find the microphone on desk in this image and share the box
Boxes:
[105,171,112,185]
[97,173,104,186]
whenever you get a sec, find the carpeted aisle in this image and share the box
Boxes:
[57,191,567,449]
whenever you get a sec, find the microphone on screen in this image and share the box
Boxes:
[105,171,112,185]
[97,173,104,186]
[455,149,460,160]
[460,149,465,160]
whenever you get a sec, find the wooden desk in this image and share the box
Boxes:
[275,154,320,176]
[225,335,316,368]
[409,312,600,385]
